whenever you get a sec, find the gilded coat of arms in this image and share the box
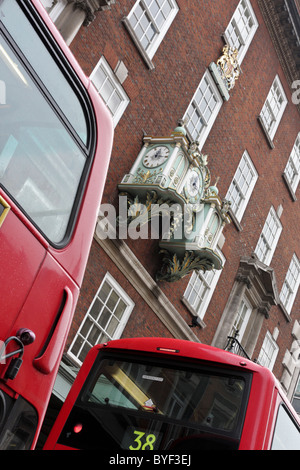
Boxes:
[216,45,241,91]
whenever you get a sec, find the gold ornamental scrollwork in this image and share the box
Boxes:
[134,167,163,184]
[156,249,222,283]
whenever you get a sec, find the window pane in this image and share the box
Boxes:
[254,207,282,264]
[280,255,300,312]
[99,281,111,302]
[1,0,88,143]
[183,72,221,145]
[284,135,300,191]
[260,77,287,140]
[225,0,258,63]
[230,299,252,342]
[81,318,93,338]
[115,300,127,319]
[89,66,106,94]
[106,316,119,336]
[107,90,123,115]
[79,343,91,363]
[272,406,300,449]
[0,37,86,243]
[107,290,120,311]
[87,325,101,345]
[127,0,178,58]
[62,357,250,451]
[183,258,223,320]
[89,298,103,320]
[91,57,129,126]
[258,331,278,369]
[149,0,160,19]
[100,76,115,103]
[68,274,134,364]
[98,307,111,329]
[162,1,172,17]
[70,337,83,357]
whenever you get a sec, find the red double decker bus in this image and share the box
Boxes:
[0,0,113,449]
[44,337,300,450]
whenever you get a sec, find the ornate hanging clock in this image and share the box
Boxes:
[118,127,231,282]
[184,167,204,204]
[143,145,170,168]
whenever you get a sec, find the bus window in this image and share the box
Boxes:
[271,405,300,450]
[0,391,38,450]
[0,0,92,244]
[1,0,88,144]
[56,353,251,450]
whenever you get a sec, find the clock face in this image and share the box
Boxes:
[184,168,203,202]
[143,146,170,168]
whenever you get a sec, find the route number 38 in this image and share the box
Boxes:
[129,430,157,450]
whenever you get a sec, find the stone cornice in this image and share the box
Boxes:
[258,0,300,113]
[71,0,115,25]
[237,253,279,315]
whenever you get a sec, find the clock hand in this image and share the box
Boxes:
[191,177,199,190]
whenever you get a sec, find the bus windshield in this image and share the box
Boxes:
[0,0,92,243]
[57,353,251,450]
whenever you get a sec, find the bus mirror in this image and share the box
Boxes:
[16,328,36,346]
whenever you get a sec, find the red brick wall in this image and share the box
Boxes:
[66,240,172,350]
[68,0,300,379]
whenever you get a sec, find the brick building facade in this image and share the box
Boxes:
[39,0,300,441]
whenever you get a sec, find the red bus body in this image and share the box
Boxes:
[0,0,113,449]
[44,337,300,451]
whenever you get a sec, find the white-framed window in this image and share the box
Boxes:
[292,374,300,414]
[90,56,129,127]
[259,75,287,141]
[224,0,258,64]
[229,297,252,345]
[257,330,279,370]
[183,70,222,148]
[125,0,179,62]
[182,250,225,321]
[68,273,135,365]
[254,206,282,265]
[284,133,300,194]
[280,254,300,315]
[226,150,258,222]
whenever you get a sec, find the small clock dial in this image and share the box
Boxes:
[143,146,170,168]
[184,168,203,203]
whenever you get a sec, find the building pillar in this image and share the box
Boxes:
[55,2,86,45]
[54,0,115,45]
[211,254,278,359]
[212,276,250,350]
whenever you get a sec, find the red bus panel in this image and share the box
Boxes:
[0,0,113,449]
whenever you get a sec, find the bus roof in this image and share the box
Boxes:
[97,337,269,376]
